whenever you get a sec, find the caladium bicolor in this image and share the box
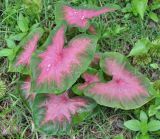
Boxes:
[9,27,44,74]
[32,92,96,135]
[55,2,114,29]
[84,52,154,110]
[72,68,102,96]
[31,25,97,94]
[16,35,39,66]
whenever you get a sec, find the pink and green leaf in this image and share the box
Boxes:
[32,92,96,135]
[55,2,114,29]
[84,52,155,110]
[72,68,102,96]
[31,25,97,94]
[9,27,44,74]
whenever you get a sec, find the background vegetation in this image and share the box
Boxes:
[0,0,160,138]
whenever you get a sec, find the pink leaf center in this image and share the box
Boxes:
[63,6,114,28]
[89,59,148,101]
[40,92,87,124]
[37,26,91,86]
[16,34,39,66]
[83,73,100,83]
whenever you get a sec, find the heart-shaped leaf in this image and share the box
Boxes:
[55,2,114,29]
[9,27,44,74]
[84,52,154,110]
[16,35,39,66]
[32,92,96,135]
[31,25,97,94]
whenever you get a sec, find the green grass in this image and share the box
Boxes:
[0,0,160,138]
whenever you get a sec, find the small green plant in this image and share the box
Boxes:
[148,80,160,119]
[122,0,160,22]
[23,0,42,15]
[148,99,160,120]
[0,13,44,74]
[149,37,160,58]
[131,0,148,20]
[129,38,151,57]
[129,37,160,66]
[124,110,160,139]
[153,80,160,91]
[133,54,151,66]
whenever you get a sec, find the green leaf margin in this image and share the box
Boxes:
[30,24,98,94]
[84,52,155,110]
[55,1,114,31]
[8,27,44,75]
[32,93,97,135]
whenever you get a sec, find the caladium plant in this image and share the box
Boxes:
[32,92,96,135]
[9,27,44,74]
[84,52,154,110]
[11,1,156,136]
[30,24,97,94]
[55,2,114,29]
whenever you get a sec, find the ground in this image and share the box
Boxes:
[0,0,160,139]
